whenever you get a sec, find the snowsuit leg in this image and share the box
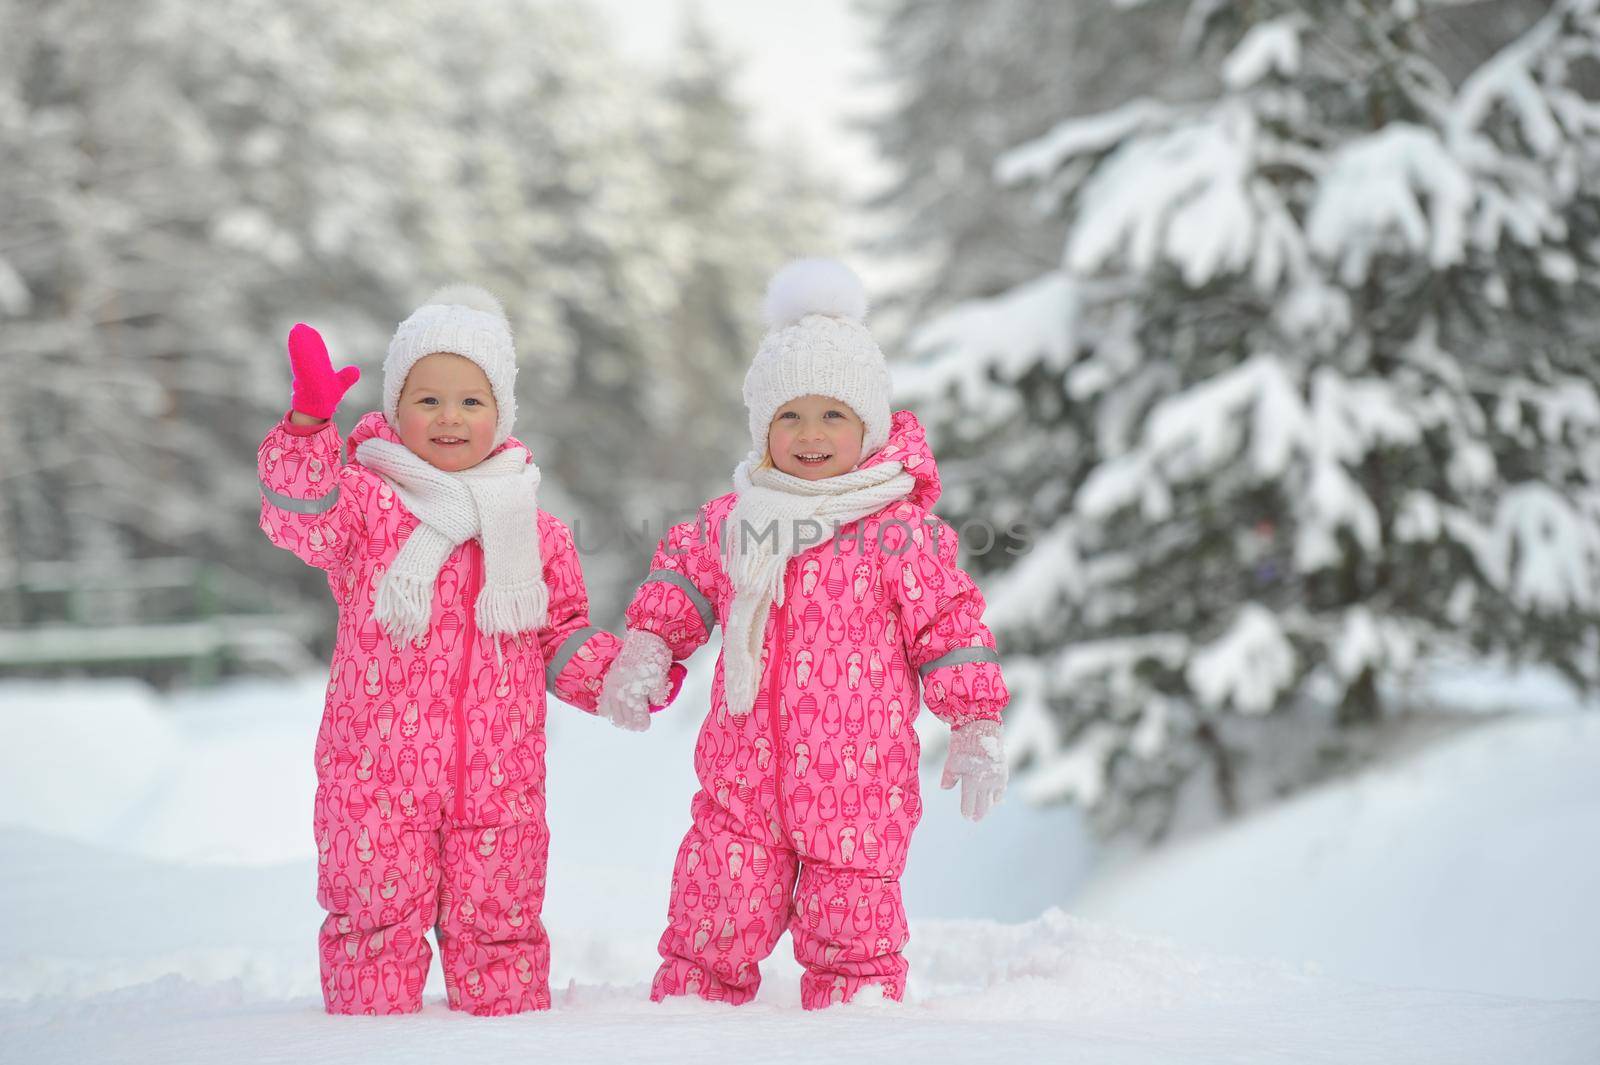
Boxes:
[791,864,909,1008]
[315,788,440,1015]
[436,814,553,1015]
[651,791,799,1005]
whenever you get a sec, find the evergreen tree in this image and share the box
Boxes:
[905,0,1600,837]
[859,0,1204,324]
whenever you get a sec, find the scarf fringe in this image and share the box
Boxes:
[374,569,435,646]
[475,579,550,639]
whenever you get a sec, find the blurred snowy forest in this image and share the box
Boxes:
[3,0,1597,838]
[0,0,833,636]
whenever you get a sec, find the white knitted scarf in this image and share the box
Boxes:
[720,458,915,717]
[355,438,547,645]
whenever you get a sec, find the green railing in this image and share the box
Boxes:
[0,558,322,685]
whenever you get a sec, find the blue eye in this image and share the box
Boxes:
[419,397,438,406]
[464,398,481,406]
[825,411,844,420]
[780,411,798,419]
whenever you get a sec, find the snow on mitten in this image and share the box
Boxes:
[940,718,1008,822]
[597,629,674,732]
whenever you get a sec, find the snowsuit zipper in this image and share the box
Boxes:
[768,562,792,843]
[453,542,483,822]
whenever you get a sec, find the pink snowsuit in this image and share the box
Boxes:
[259,411,620,1016]
[626,411,1009,1008]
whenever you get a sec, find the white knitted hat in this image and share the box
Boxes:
[743,258,891,462]
[383,284,517,447]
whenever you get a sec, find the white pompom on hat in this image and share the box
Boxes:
[743,258,891,462]
[383,283,518,447]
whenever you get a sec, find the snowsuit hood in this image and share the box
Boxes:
[859,410,941,513]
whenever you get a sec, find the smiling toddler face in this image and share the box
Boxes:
[767,394,865,480]
[395,353,499,471]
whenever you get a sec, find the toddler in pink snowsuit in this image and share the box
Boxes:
[259,286,656,1016]
[596,259,1011,1008]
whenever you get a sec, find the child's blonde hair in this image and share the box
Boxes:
[757,452,775,471]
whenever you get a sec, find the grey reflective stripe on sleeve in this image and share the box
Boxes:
[545,625,602,691]
[918,646,1001,676]
[639,569,715,632]
[260,479,340,515]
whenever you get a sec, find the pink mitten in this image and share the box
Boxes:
[286,323,361,419]
[649,662,687,714]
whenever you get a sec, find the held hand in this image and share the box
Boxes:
[597,629,675,732]
[940,719,1008,822]
[286,323,361,420]
[651,662,687,714]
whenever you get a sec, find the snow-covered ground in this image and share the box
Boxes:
[1077,711,1600,1002]
[2,663,1597,1063]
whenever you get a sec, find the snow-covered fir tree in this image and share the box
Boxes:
[859,0,1205,325]
[903,0,1600,837]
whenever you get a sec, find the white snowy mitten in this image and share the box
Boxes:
[940,719,1008,822]
[597,629,674,732]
